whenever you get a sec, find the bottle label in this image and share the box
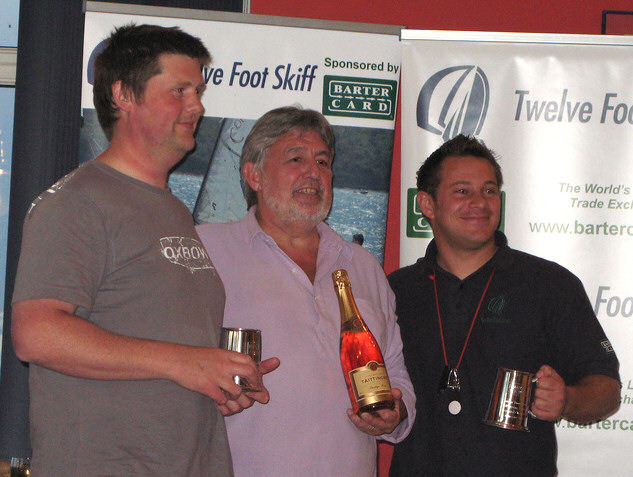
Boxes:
[349,361,391,406]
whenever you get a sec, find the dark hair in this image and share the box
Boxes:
[416,134,503,197]
[240,106,335,209]
[93,24,211,140]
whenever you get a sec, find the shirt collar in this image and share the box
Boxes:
[243,206,354,262]
[420,230,514,277]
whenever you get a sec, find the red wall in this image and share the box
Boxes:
[249,1,633,474]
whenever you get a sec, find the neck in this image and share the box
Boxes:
[435,243,498,280]
[254,208,321,283]
[97,139,173,188]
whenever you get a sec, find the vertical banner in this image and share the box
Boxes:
[400,30,633,475]
[81,6,402,263]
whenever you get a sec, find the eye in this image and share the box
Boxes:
[317,158,331,168]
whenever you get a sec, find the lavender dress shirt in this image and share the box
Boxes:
[197,207,415,477]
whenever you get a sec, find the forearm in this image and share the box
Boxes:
[13,298,265,404]
[12,299,186,381]
[562,375,621,424]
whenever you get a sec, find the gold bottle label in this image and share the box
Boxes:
[349,361,392,407]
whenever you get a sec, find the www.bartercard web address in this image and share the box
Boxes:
[529,221,633,236]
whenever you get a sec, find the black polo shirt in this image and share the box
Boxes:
[388,232,620,477]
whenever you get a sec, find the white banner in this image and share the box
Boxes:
[401,30,633,475]
[81,8,402,263]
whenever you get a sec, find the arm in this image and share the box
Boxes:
[12,298,269,412]
[531,364,620,423]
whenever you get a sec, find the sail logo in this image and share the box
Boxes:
[87,40,107,85]
[323,75,397,120]
[160,237,215,273]
[416,65,489,140]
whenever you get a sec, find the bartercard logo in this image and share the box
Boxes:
[416,66,489,140]
[323,75,397,120]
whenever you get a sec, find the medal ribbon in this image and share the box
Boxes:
[430,268,496,372]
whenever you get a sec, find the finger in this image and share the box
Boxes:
[348,409,379,434]
[391,388,403,400]
[245,387,271,404]
[220,381,244,401]
[223,398,246,415]
[230,362,263,391]
[259,357,280,374]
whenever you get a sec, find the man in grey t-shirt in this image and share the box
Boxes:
[11,24,278,477]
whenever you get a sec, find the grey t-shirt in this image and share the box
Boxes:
[13,160,231,477]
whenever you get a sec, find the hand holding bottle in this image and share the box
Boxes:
[347,387,408,436]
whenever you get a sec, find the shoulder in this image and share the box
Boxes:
[26,161,135,218]
[505,247,582,283]
[499,246,588,302]
[388,259,425,289]
[196,219,248,257]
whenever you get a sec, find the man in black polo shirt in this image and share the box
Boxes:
[388,134,620,476]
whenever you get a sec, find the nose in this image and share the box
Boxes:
[303,156,321,178]
[469,190,488,208]
[187,93,204,116]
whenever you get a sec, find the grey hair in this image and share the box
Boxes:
[240,106,335,209]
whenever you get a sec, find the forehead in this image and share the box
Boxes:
[439,155,498,184]
[271,128,330,154]
[154,53,203,80]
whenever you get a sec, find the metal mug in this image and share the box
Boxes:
[10,457,30,477]
[483,367,537,432]
[219,327,261,391]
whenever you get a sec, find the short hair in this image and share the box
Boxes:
[416,134,503,197]
[93,24,211,140]
[240,106,335,209]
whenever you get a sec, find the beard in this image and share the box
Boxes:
[260,177,332,230]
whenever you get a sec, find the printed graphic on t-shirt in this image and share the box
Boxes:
[27,169,79,216]
[160,236,216,273]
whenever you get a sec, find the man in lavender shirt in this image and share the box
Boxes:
[197,106,415,477]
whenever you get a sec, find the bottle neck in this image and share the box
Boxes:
[336,284,361,323]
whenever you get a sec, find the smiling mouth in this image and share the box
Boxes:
[462,215,491,223]
[296,187,320,195]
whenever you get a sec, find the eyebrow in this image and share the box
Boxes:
[448,179,498,187]
[285,145,332,158]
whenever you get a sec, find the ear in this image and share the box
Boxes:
[112,80,134,112]
[416,190,435,221]
[242,162,263,193]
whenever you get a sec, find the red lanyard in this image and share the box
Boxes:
[430,268,496,372]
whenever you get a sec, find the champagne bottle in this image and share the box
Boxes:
[333,269,394,414]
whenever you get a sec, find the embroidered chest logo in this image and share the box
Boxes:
[480,295,510,324]
[160,237,215,274]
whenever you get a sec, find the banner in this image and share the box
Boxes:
[400,30,633,475]
[80,6,402,263]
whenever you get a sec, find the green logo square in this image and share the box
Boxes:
[406,188,433,238]
[322,76,397,120]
